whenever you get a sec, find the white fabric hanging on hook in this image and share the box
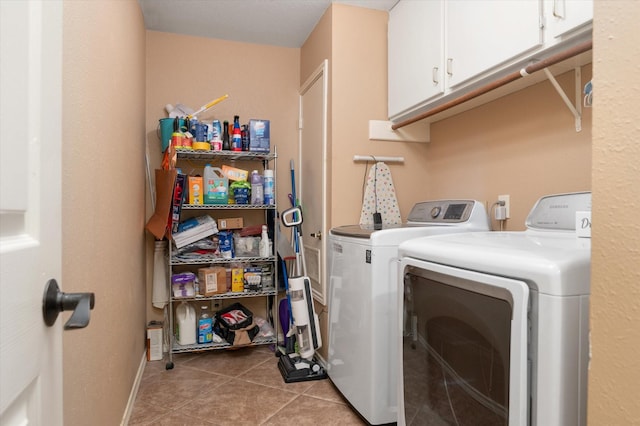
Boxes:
[359,162,402,226]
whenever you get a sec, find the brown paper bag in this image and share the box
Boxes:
[145,169,177,240]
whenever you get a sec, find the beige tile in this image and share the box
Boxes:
[263,395,366,425]
[237,356,316,394]
[180,378,299,425]
[182,346,274,377]
[131,346,366,425]
[128,399,170,425]
[303,378,348,404]
[135,410,216,426]
[135,365,230,410]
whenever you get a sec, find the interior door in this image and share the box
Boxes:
[0,1,63,424]
[299,60,328,304]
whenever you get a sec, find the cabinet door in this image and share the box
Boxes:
[446,0,542,89]
[544,0,592,39]
[388,0,443,120]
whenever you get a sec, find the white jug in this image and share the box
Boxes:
[176,301,196,345]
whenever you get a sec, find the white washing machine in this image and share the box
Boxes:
[397,192,591,426]
[327,200,490,425]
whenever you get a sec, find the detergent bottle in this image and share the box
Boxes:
[176,301,196,345]
[263,169,274,205]
[250,170,263,205]
[203,164,228,205]
[198,305,213,344]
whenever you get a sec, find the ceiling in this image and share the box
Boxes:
[138,0,398,48]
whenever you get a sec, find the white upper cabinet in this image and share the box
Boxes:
[387,0,592,123]
[388,0,443,118]
[543,0,593,39]
[446,0,542,88]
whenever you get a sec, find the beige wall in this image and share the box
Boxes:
[590,1,640,423]
[427,66,592,229]
[62,0,146,424]
[144,32,300,321]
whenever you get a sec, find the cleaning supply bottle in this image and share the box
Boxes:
[241,124,249,151]
[176,301,196,345]
[198,305,213,344]
[263,169,274,205]
[260,225,270,257]
[250,170,264,205]
[211,119,222,151]
[222,120,230,150]
[232,115,242,151]
[203,164,227,205]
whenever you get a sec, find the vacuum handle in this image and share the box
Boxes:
[281,206,303,227]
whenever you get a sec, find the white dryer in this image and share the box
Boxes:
[397,192,591,426]
[327,200,490,425]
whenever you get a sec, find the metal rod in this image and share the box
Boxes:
[391,40,593,130]
[353,155,405,163]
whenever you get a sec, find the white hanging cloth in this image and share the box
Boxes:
[152,240,169,309]
[359,161,402,225]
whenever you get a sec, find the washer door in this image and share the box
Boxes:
[398,259,529,426]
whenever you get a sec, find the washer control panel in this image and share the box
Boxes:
[408,200,479,224]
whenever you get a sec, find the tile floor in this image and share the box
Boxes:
[128,345,367,425]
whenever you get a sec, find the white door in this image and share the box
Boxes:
[0,1,63,424]
[299,60,328,304]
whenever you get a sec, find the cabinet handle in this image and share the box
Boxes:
[553,0,565,18]
[447,58,453,77]
[432,67,439,85]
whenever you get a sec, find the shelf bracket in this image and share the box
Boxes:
[543,67,582,132]
[369,119,430,143]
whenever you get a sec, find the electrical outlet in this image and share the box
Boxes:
[498,195,510,219]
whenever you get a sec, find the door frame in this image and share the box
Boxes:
[298,59,328,304]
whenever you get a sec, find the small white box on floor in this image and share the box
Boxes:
[146,321,163,361]
[576,211,591,238]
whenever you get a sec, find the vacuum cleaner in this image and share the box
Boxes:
[277,204,327,383]
[278,275,327,382]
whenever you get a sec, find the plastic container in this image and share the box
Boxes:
[176,301,196,345]
[250,170,264,205]
[204,164,228,205]
[263,169,274,205]
[260,225,270,257]
[198,305,213,344]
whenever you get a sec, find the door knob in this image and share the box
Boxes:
[42,279,95,330]
[310,231,322,240]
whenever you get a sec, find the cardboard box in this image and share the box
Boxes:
[231,267,244,292]
[146,321,163,361]
[221,165,248,182]
[249,119,270,153]
[170,173,187,234]
[198,267,227,295]
[243,267,262,291]
[217,217,243,230]
[188,176,203,205]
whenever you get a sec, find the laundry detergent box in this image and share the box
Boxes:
[188,176,203,205]
[249,119,270,153]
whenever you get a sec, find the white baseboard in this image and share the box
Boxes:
[120,351,147,426]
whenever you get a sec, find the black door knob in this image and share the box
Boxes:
[42,279,95,330]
